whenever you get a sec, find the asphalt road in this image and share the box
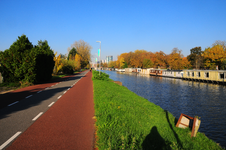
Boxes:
[0,71,88,150]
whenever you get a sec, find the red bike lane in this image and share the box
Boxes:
[7,71,95,150]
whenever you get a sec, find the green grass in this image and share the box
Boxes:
[92,70,223,150]
[51,74,68,80]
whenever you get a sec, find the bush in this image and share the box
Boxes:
[0,35,55,83]
[92,70,110,81]
[61,65,74,74]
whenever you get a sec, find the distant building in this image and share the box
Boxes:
[106,56,113,64]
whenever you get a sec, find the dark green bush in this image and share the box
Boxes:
[92,70,110,81]
[61,65,74,74]
[0,35,55,83]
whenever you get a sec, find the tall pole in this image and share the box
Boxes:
[96,41,101,75]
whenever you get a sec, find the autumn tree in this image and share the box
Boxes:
[187,47,203,69]
[203,45,226,70]
[108,61,117,68]
[53,52,63,75]
[130,50,148,68]
[212,40,226,50]
[168,48,184,70]
[143,59,153,68]
[182,57,192,69]
[151,51,167,68]
[74,54,81,71]
[68,40,92,68]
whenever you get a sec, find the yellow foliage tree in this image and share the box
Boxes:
[182,57,192,69]
[203,45,226,69]
[120,57,125,68]
[74,54,81,71]
[168,48,183,70]
[53,52,63,75]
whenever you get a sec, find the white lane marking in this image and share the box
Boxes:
[8,101,19,107]
[45,87,49,90]
[71,85,73,87]
[26,95,33,99]
[57,95,62,99]
[32,112,43,121]
[37,90,42,93]
[67,88,70,91]
[63,91,67,94]
[0,131,22,150]
[48,102,55,107]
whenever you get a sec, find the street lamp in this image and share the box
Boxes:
[96,41,101,75]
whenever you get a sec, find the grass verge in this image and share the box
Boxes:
[92,70,223,150]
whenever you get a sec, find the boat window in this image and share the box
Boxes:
[205,72,209,78]
[192,72,194,77]
[197,72,201,77]
[187,72,190,76]
[219,73,225,79]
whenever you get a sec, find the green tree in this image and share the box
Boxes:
[67,47,77,60]
[0,35,55,83]
[187,47,203,69]
[33,40,55,82]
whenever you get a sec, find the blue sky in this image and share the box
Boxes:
[0,0,226,63]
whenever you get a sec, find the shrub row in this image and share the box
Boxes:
[0,35,55,83]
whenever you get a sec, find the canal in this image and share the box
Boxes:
[102,70,226,148]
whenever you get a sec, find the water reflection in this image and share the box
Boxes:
[103,70,226,148]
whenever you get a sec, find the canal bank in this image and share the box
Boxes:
[92,70,223,149]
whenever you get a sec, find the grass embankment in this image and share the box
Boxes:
[92,70,223,150]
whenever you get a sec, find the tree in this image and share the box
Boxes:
[74,54,81,71]
[151,51,167,68]
[168,48,184,70]
[53,52,63,75]
[143,59,153,68]
[212,40,226,50]
[68,40,92,68]
[34,40,55,82]
[203,45,226,70]
[67,47,77,60]
[182,57,192,69]
[108,61,117,68]
[0,35,55,83]
[120,57,125,68]
[60,53,67,59]
[187,47,203,69]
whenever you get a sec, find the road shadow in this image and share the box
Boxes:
[0,72,85,109]
[0,73,87,119]
[142,126,171,150]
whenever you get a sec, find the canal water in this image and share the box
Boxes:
[102,70,226,148]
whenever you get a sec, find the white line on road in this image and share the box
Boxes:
[0,131,22,150]
[37,90,42,93]
[48,102,55,107]
[8,101,19,107]
[67,88,70,91]
[45,87,49,90]
[71,85,73,87]
[32,112,43,121]
[26,95,33,99]
[57,95,62,99]
[63,91,67,94]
